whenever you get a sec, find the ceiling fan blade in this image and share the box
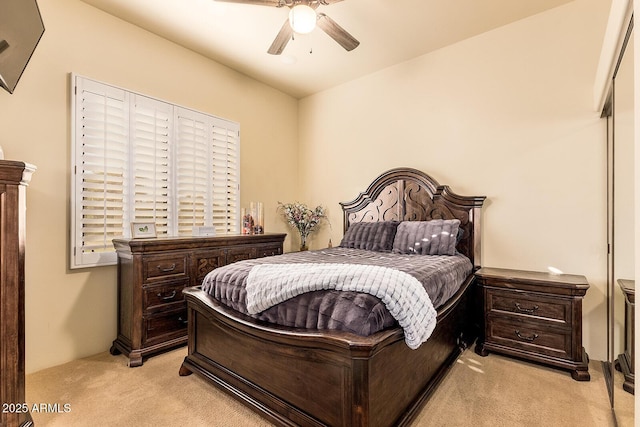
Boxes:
[316,13,359,52]
[268,18,294,55]
[214,0,283,6]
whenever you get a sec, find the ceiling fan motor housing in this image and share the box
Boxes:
[289,4,317,34]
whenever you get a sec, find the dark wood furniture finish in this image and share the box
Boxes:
[0,161,35,427]
[110,233,285,367]
[179,167,486,427]
[475,267,590,381]
[615,278,634,394]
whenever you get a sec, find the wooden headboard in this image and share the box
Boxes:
[339,167,486,268]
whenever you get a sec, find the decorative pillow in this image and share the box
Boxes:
[339,221,399,252]
[391,219,461,256]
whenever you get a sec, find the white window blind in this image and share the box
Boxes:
[71,75,240,269]
[130,94,173,235]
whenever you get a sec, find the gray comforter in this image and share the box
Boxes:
[201,247,473,337]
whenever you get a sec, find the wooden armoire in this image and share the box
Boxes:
[0,161,36,427]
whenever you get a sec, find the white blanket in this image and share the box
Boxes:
[245,263,437,349]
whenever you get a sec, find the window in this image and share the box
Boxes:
[71,75,240,268]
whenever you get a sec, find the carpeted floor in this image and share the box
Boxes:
[26,347,631,426]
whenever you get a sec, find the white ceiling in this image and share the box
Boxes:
[81,0,574,98]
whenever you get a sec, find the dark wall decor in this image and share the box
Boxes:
[0,0,45,94]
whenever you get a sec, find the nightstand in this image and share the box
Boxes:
[475,267,590,381]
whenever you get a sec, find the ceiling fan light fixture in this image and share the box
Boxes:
[289,4,316,34]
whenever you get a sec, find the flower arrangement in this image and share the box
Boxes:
[278,202,328,251]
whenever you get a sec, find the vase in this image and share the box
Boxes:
[299,235,308,251]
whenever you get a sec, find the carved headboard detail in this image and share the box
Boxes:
[340,168,486,268]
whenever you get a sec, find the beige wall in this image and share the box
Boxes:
[0,0,299,373]
[298,0,611,360]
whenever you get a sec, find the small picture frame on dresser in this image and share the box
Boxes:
[131,222,156,238]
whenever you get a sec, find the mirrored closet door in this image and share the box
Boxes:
[605,14,635,426]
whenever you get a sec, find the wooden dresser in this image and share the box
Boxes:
[616,278,635,394]
[110,233,286,367]
[0,161,36,427]
[475,267,590,381]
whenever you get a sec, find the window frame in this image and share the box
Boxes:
[70,74,240,269]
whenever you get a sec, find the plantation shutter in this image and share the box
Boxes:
[175,108,240,236]
[71,75,240,269]
[72,78,129,267]
[175,108,210,235]
[211,118,240,234]
[130,95,173,235]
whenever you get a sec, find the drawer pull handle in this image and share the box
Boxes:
[515,330,539,342]
[157,290,177,301]
[177,316,188,326]
[514,303,539,314]
[157,263,176,273]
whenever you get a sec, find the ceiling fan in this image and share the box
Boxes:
[215,0,360,55]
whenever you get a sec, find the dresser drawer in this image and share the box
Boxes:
[227,246,257,264]
[487,317,572,360]
[143,308,188,346]
[143,254,189,283]
[143,280,189,313]
[486,288,571,324]
[193,249,227,285]
[256,243,283,258]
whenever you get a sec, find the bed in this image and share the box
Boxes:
[179,167,486,427]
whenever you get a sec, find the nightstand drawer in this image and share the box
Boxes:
[487,288,571,324]
[143,280,189,313]
[487,318,572,360]
[143,308,188,346]
[143,254,189,283]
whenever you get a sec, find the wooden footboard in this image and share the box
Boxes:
[179,275,477,427]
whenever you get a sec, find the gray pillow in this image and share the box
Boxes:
[391,219,461,255]
[339,221,399,252]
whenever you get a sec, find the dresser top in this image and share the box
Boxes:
[476,267,589,290]
[113,233,287,253]
[0,160,36,186]
[617,279,635,303]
